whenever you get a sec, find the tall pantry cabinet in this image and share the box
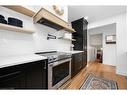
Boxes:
[71,18,88,71]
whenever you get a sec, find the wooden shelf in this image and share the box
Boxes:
[3,6,35,17]
[71,39,76,41]
[33,8,76,32]
[0,23,34,34]
[65,38,76,41]
[58,37,76,41]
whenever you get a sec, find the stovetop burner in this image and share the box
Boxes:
[35,51,71,63]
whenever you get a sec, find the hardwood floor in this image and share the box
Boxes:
[60,62,127,89]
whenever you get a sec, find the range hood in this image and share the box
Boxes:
[33,8,75,32]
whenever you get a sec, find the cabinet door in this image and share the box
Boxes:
[25,61,43,89]
[83,21,87,68]
[74,53,83,72]
[25,60,47,89]
[42,60,48,89]
[71,56,75,78]
[82,52,87,68]
[0,65,26,89]
[71,53,83,78]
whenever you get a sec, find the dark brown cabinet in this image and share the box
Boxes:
[71,53,83,78]
[25,60,47,89]
[0,60,48,89]
[0,64,26,89]
[71,18,88,69]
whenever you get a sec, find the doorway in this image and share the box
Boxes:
[88,23,116,66]
[89,34,103,63]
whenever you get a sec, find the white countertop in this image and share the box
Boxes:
[60,50,84,54]
[0,51,84,68]
[0,54,47,68]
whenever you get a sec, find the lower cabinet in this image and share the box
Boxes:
[0,60,48,89]
[82,51,87,68]
[0,64,26,89]
[71,53,83,78]
[25,60,48,89]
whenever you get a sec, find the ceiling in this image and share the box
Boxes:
[68,6,126,23]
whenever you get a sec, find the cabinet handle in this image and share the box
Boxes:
[0,71,21,79]
[44,61,47,69]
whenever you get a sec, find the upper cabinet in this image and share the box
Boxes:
[33,7,75,32]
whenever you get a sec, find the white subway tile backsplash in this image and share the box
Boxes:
[0,6,71,57]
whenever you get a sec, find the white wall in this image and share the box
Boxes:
[88,23,116,66]
[90,34,102,46]
[42,6,68,22]
[88,13,127,76]
[0,6,71,57]
[102,26,116,66]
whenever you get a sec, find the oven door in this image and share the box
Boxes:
[48,58,71,89]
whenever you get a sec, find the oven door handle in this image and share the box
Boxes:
[49,58,71,67]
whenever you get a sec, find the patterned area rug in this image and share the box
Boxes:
[80,73,118,89]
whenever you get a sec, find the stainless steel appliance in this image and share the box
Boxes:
[35,51,71,89]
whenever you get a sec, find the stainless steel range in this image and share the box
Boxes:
[35,51,72,89]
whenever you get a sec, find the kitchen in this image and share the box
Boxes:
[1,4,127,90]
[0,6,87,89]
